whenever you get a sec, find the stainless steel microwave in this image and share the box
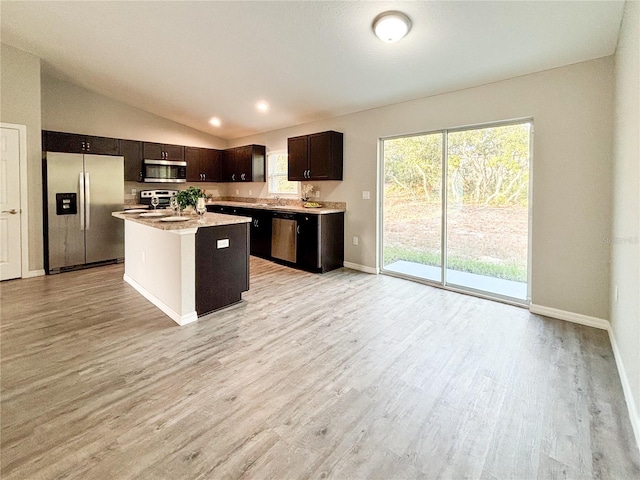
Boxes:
[143,159,187,183]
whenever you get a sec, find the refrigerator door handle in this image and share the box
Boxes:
[79,172,85,231]
[85,172,91,230]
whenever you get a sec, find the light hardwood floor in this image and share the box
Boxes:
[1,258,639,479]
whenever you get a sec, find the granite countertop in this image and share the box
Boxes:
[206,200,345,215]
[112,211,251,231]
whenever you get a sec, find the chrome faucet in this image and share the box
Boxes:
[274,194,284,206]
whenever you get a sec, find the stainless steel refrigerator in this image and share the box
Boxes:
[44,152,124,273]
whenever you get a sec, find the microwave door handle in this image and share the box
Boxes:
[85,172,91,230]
[79,172,85,231]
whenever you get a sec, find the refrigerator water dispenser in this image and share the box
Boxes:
[56,193,77,215]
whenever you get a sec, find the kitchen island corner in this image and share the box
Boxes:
[112,211,251,325]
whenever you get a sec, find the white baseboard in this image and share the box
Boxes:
[608,326,640,454]
[342,262,378,274]
[123,273,197,326]
[24,269,45,278]
[529,303,610,330]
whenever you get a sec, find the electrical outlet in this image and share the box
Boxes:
[614,285,619,303]
[362,191,370,200]
[131,188,137,196]
[249,190,252,196]
[353,236,359,245]
[236,189,239,195]
[315,191,320,198]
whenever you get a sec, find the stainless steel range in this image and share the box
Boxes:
[140,189,178,209]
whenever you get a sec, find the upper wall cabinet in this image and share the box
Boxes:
[122,139,144,182]
[186,147,223,182]
[143,142,184,161]
[43,131,120,156]
[287,130,343,181]
[222,145,266,182]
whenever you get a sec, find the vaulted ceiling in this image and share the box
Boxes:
[1,1,625,139]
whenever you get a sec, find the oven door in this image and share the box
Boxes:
[143,160,187,183]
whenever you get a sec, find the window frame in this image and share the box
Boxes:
[267,150,300,197]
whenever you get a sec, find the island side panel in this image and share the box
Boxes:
[195,223,250,316]
[123,220,197,324]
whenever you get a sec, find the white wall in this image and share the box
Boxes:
[231,57,615,321]
[611,0,640,437]
[0,44,43,273]
[41,75,227,149]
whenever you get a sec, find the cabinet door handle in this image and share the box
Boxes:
[86,142,90,151]
[296,226,300,234]
[241,173,246,181]
[232,173,235,181]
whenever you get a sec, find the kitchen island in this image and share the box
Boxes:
[112,211,251,325]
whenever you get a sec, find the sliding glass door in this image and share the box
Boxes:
[382,133,443,283]
[381,121,531,303]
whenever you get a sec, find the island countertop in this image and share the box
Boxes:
[112,211,251,231]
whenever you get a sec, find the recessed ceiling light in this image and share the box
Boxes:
[373,11,411,43]
[256,101,269,112]
[209,117,221,127]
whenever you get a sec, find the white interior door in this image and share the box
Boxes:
[0,127,22,280]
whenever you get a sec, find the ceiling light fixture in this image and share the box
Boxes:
[256,101,269,112]
[209,117,221,127]
[373,11,411,43]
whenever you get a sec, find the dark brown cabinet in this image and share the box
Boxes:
[186,147,222,182]
[287,136,309,181]
[207,204,343,273]
[195,223,250,315]
[287,131,343,181]
[247,209,272,258]
[295,212,344,273]
[222,145,266,182]
[43,131,120,156]
[122,140,144,182]
[143,142,184,161]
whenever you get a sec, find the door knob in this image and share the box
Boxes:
[2,209,18,214]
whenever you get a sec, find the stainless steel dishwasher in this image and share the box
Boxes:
[271,213,297,263]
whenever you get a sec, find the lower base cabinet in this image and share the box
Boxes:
[206,205,344,273]
[295,212,344,273]
[249,210,272,259]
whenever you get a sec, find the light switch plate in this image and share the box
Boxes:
[362,191,370,200]
[217,239,230,249]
